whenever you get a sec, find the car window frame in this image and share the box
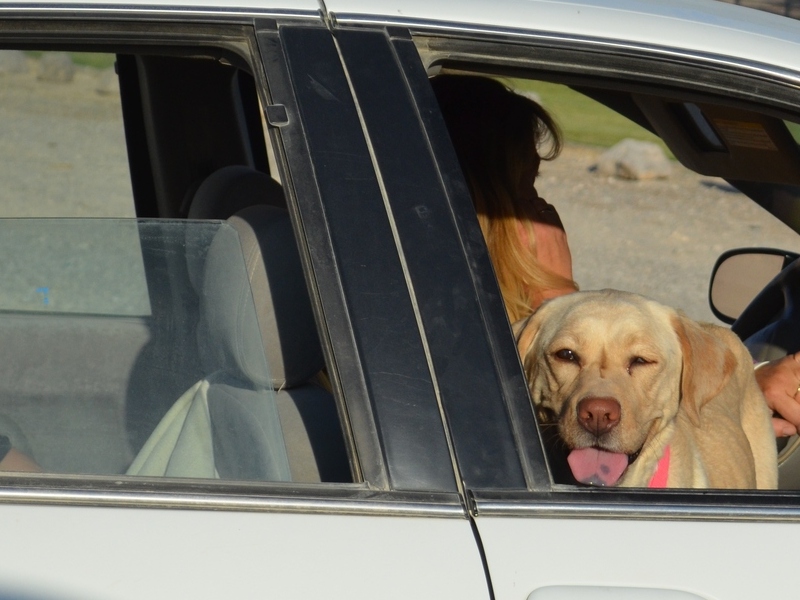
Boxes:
[258,20,469,496]
[386,21,800,518]
[329,25,548,493]
[0,15,466,515]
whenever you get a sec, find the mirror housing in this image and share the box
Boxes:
[709,248,799,324]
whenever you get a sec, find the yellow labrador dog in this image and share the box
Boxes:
[515,290,777,489]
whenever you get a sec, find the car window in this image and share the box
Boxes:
[427,68,800,325]
[423,60,800,491]
[0,216,351,483]
[429,70,800,323]
[0,46,353,486]
[0,51,135,218]
[0,51,144,315]
[518,80,800,324]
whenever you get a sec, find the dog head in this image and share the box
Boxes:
[515,289,735,486]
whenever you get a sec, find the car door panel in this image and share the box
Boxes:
[0,501,489,600]
[476,512,796,600]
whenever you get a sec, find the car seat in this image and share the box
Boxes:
[185,165,286,291]
[188,165,286,217]
[127,205,350,482]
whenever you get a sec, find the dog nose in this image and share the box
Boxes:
[577,396,621,436]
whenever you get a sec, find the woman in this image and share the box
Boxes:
[430,74,576,322]
[431,73,800,438]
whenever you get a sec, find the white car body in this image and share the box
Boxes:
[0,0,796,599]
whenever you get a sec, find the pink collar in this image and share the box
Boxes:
[648,446,671,488]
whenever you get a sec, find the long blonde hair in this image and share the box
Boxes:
[431,74,577,322]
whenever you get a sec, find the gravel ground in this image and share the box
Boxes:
[0,56,133,219]
[4,55,800,323]
[0,58,140,313]
[537,145,800,323]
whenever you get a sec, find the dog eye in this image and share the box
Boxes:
[554,349,579,363]
[628,356,653,371]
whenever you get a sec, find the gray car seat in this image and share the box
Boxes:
[188,165,286,218]
[126,168,289,457]
[128,205,350,482]
[186,165,286,292]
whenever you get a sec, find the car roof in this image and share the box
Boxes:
[325,0,800,76]
[2,0,800,77]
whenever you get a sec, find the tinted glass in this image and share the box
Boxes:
[0,48,351,485]
[0,218,318,482]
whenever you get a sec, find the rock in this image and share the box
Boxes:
[0,50,28,75]
[96,67,119,95]
[595,138,672,180]
[38,52,76,83]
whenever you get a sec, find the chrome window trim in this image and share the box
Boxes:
[0,3,320,21]
[471,490,800,522]
[0,476,466,516]
[331,15,800,89]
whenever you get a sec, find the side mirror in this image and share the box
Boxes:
[709,248,799,324]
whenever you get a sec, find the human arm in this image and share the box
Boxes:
[529,195,576,302]
[754,352,800,437]
[0,435,41,472]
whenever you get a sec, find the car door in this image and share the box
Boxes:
[327,12,800,600]
[0,12,490,600]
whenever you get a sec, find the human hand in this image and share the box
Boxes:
[0,448,42,472]
[754,352,800,437]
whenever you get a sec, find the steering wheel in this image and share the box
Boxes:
[732,256,800,489]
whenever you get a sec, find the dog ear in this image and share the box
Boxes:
[513,313,541,366]
[672,313,737,427]
[513,312,552,407]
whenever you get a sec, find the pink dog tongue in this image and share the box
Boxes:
[567,447,629,486]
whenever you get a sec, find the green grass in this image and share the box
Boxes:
[24,51,116,70]
[69,52,116,70]
[507,79,670,153]
[787,120,800,144]
[509,79,800,160]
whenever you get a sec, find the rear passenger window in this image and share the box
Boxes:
[520,79,800,323]
[0,47,352,486]
[0,51,134,217]
[426,67,800,489]
[0,51,144,315]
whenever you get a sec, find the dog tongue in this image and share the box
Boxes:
[567,447,628,486]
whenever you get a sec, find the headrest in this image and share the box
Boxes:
[189,166,286,220]
[201,205,324,389]
[187,166,286,290]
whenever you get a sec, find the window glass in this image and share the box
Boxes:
[0,218,350,483]
[0,218,150,316]
[0,47,351,486]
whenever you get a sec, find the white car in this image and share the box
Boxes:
[0,0,798,598]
